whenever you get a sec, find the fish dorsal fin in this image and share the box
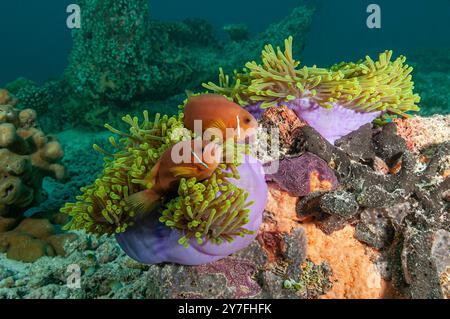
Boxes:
[126,189,161,216]
[169,166,198,178]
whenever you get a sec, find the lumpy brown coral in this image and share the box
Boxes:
[0,218,77,262]
[0,90,65,219]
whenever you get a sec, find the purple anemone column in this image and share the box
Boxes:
[115,154,268,265]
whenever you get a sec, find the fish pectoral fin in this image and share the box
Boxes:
[145,160,161,183]
[126,190,161,216]
[208,119,227,133]
[169,166,198,178]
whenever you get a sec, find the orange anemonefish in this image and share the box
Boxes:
[126,139,221,215]
[183,94,258,142]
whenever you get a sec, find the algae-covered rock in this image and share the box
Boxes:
[319,190,359,219]
[355,209,395,250]
[0,217,18,233]
[14,218,55,239]
[401,226,447,299]
[46,233,78,257]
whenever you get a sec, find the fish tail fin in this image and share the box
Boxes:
[126,189,161,216]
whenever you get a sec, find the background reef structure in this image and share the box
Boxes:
[3,2,314,132]
[61,108,258,250]
[9,1,310,132]
[0,90,65,219]
[66,0,154,102]
[204,37,421,124]
[65,1,315,104]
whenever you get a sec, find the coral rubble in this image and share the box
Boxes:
[393,115,450,153]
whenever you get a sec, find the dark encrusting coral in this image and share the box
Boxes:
[288,121,449,298]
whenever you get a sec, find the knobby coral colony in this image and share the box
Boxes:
[61,109,254,247]
[0,90,65,217]
[204,36,421,118]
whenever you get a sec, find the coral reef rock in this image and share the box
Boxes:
[0,90,65,219]
[0,218,76,263]
[289,115,449,298]
[394,115,450,153]
[0,215,324,299]
[0,113,447,298]
[257,102,448,299]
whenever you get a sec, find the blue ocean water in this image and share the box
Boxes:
[0,0,449,86]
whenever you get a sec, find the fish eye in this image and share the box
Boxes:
[244,117,251,124]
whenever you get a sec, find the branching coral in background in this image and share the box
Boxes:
[0,90,65,218]
[205,37,421,117]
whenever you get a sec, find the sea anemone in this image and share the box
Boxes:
[204,36,421,143]
[115,154,267,265]
[61,106,268,265]
[284,98,382,144]
[61,111,188,235]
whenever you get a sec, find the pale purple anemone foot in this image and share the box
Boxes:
[116,154,268,266]
[246,102,265,120]
[246,98,382,144]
